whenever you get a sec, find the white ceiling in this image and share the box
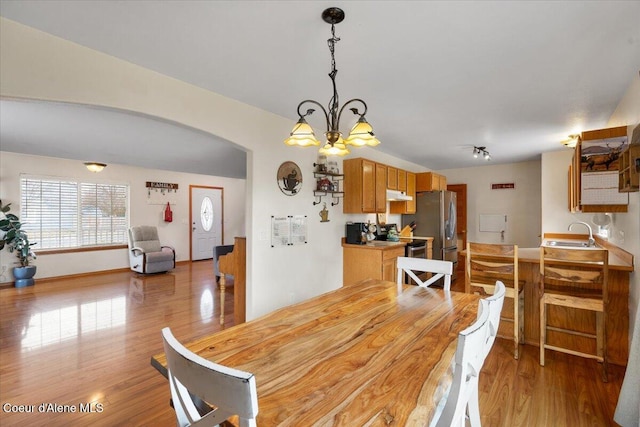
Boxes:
[1,1,639,175]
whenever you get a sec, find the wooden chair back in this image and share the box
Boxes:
[161,327,258,427]
[434,299,491,427]
[466,242,518,295]
[540,246,608,301]
[466,242,523,359]
[396,257,454,292]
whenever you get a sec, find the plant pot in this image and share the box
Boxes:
[13,266,37,288]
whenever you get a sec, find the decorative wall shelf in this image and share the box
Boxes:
[313,170,344,206]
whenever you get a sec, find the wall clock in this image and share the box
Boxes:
[277,161,302,196]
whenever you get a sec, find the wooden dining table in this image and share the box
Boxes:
[151,279,481,426]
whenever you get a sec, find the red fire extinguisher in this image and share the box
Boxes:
[164,202,173,222]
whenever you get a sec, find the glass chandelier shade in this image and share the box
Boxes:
[319,136,349,156]
[344,117,380,147]
[284,118,321,147]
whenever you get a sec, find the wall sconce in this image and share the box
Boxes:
[84,162,107,173]
[473,146,491,161]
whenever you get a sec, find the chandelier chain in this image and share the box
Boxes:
[327,23,341,130]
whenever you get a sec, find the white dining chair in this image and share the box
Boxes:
[467,280,506,426]
[396,257,454,292]
[161,327,259,427]
[431,299,490,427]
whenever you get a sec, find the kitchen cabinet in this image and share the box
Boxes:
[375,163,387,213]
[389,171,416,214]
[397,169,407,192]
[342,241,405,286]
[618,144,640,192]
[416,172,447,192]
[344,158,386,213]
[569,126,629,213]
[387,166,398,190]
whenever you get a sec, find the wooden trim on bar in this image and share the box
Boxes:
[543,233,589,240]
[595,236,634,266]
[544,233,634,265]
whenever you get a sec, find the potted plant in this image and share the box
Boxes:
[0,200,37,287]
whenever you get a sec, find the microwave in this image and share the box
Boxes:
[345,222,366,244]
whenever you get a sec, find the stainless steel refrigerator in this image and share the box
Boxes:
[402,190,457,268]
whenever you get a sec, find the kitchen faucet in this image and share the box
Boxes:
[568,221,595,247]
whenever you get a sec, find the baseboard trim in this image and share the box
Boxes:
[0,260,192,288]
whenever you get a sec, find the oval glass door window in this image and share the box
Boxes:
[200,197,214,231]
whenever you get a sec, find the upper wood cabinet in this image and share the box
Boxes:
[416,172,447,192]
[618,144,640,192]
[387,166,398,190]
[397,169,407,192]
[344,158,387,213]
[569,125,629,213]
[389,171,416,214]
[375,163,387,213]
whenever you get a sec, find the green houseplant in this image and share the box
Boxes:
[0,200,37,287]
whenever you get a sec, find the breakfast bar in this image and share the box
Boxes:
[461,234,634,366]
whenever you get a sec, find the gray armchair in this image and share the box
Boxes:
[127,226,175,274]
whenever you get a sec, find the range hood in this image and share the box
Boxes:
[386,189,413,201]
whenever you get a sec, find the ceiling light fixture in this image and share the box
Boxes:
[284,7,380,157]
[84,162,107,173]
[473,146,491,161]
[561,134,580,148]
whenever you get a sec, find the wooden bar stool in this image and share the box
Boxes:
[465,242,524,359]
[539,246,609,381]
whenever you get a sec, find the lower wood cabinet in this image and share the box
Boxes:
[342,242,405,286]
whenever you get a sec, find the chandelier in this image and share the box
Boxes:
[283,7,380,157]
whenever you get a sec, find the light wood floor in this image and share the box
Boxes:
[0,262,625,426]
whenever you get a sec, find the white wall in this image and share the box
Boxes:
[0,18,427,319]
[437,160,542,247]
[0,152,246,282]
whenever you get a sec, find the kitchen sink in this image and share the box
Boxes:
[546,240,591,248]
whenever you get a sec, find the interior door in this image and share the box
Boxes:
[190,186,223,261]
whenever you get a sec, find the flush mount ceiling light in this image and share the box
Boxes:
[473,146,491,161]
[283,7,380,157]
[84,162,107,173]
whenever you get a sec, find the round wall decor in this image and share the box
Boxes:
[277,161,302,195]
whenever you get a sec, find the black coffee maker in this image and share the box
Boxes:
[345,222,366,244]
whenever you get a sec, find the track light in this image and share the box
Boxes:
[473,146,491,161]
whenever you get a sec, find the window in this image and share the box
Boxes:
[20,177,129,250]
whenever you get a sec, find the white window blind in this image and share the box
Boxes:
[20,178,129,250]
